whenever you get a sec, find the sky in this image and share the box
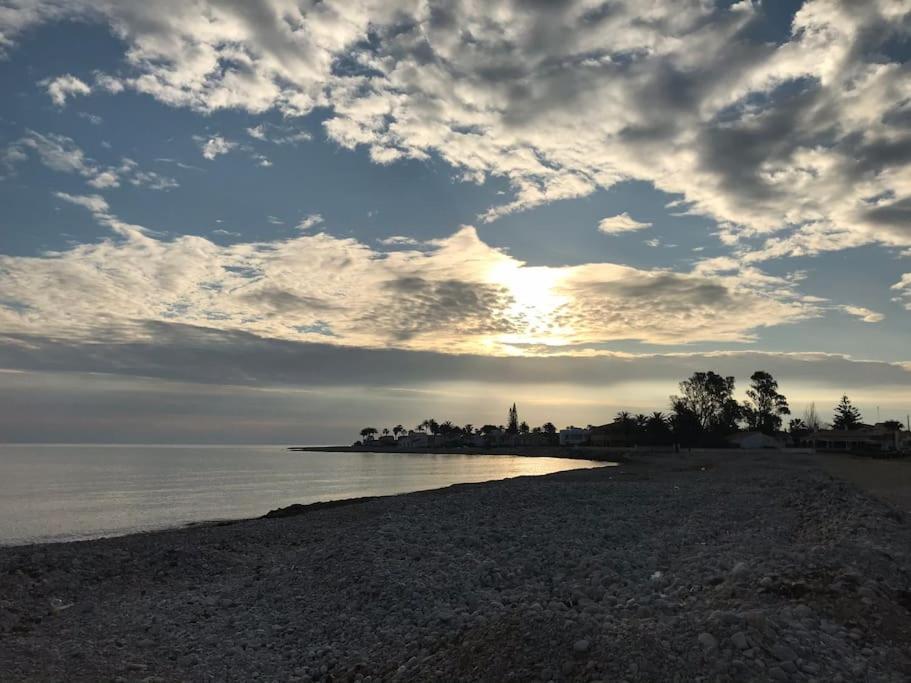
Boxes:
[1,0,910,443]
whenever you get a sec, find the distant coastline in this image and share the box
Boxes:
[289,444,628,462]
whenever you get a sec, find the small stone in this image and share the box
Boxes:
[731,562,748,578]
[573,639,591,654]
[768,666,788,681]
[731,632,748,650]
[697,633,718,651]
[772,643,797,662]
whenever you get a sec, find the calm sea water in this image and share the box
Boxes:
[0,445,608,546]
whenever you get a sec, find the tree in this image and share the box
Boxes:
[438,420,457,436]
[507,403,519,434]
[670,371,741,437]
[382,427,390,436]
[519,421,530,434]
[788,418,809,438]
[881,420,904,432]
[479,424,500,435]
[419,418,440,435]
[392,424,405,439]
[613,411,634,441]
[359,427,378,439]
[645,412,672,445]
[462,423,474,436]
[541,422,557,435]
[743,371,790,434]
[832,395,862,430]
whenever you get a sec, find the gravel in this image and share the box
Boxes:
[1,451,910,681]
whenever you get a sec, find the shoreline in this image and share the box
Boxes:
[3,451,910,680]
[290,444,631,461]
[1,456,613,550]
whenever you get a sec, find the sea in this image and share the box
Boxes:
[0,444,609,546]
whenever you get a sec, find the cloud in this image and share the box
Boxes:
[52,191,146,237]
[2,131,177,190]
[42,74,91,106]
[0,195,830,355]
[296,214,323,231]
[198,135,236,160]
[246,123,311,145]
[597,213,653,235]
[841,305,885,323]
[54,191,109,214]
[4,0,904,260]
[892,273,911,310]
[5,343,911,444]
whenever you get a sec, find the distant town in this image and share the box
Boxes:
[355,370,911,455]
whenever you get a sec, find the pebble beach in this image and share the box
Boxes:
[1,450,910,681]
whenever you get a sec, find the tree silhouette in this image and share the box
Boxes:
[359,427,378,439]
[507,403,519,434]
[743,371,790,434]
[519,421,530,434]
[832,395,862,430]
[670,371,740,436]
[541,422,557,435]
[788,418,809,436]
[392,424,404,438]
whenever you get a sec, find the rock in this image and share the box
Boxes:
[730,632,748,650]
[768,666,788,681]
[697,633,718,652]
[731,562,749,579]
[573,639,591,654]
[772,644,797,662]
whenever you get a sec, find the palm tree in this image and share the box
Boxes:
[462,423,474,435]
[392,424,404,438]
[382,428,390,436]
[359,427,378,440]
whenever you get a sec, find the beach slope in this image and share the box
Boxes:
[1,451,910,681]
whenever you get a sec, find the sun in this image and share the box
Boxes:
[485,262,573,350]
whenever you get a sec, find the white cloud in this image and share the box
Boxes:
[54,191,109,214]
[7,3,910,254]
[2,131,177,191]
[841,305,885,323]
[42,74,90,106]
[597,213,653,235]
[246,125,267,140]
[198,135,236,160]
[891,274,911,310]
[296,214,323,231]
[0,198,825,356]
[5,0,904,259]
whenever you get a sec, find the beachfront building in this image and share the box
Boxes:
[398,431,432,449]
[808,423,905,453]
[559,426,591,446]
[589,422,635,447]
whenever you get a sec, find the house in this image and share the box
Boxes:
[559,426,590,446]
[377,434,396,446]
[398,431,432,449]
[589,422,635,447]
[808,423,904,453]
[728,431,785,449]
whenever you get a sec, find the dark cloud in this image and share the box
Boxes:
[2,322,910,390]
